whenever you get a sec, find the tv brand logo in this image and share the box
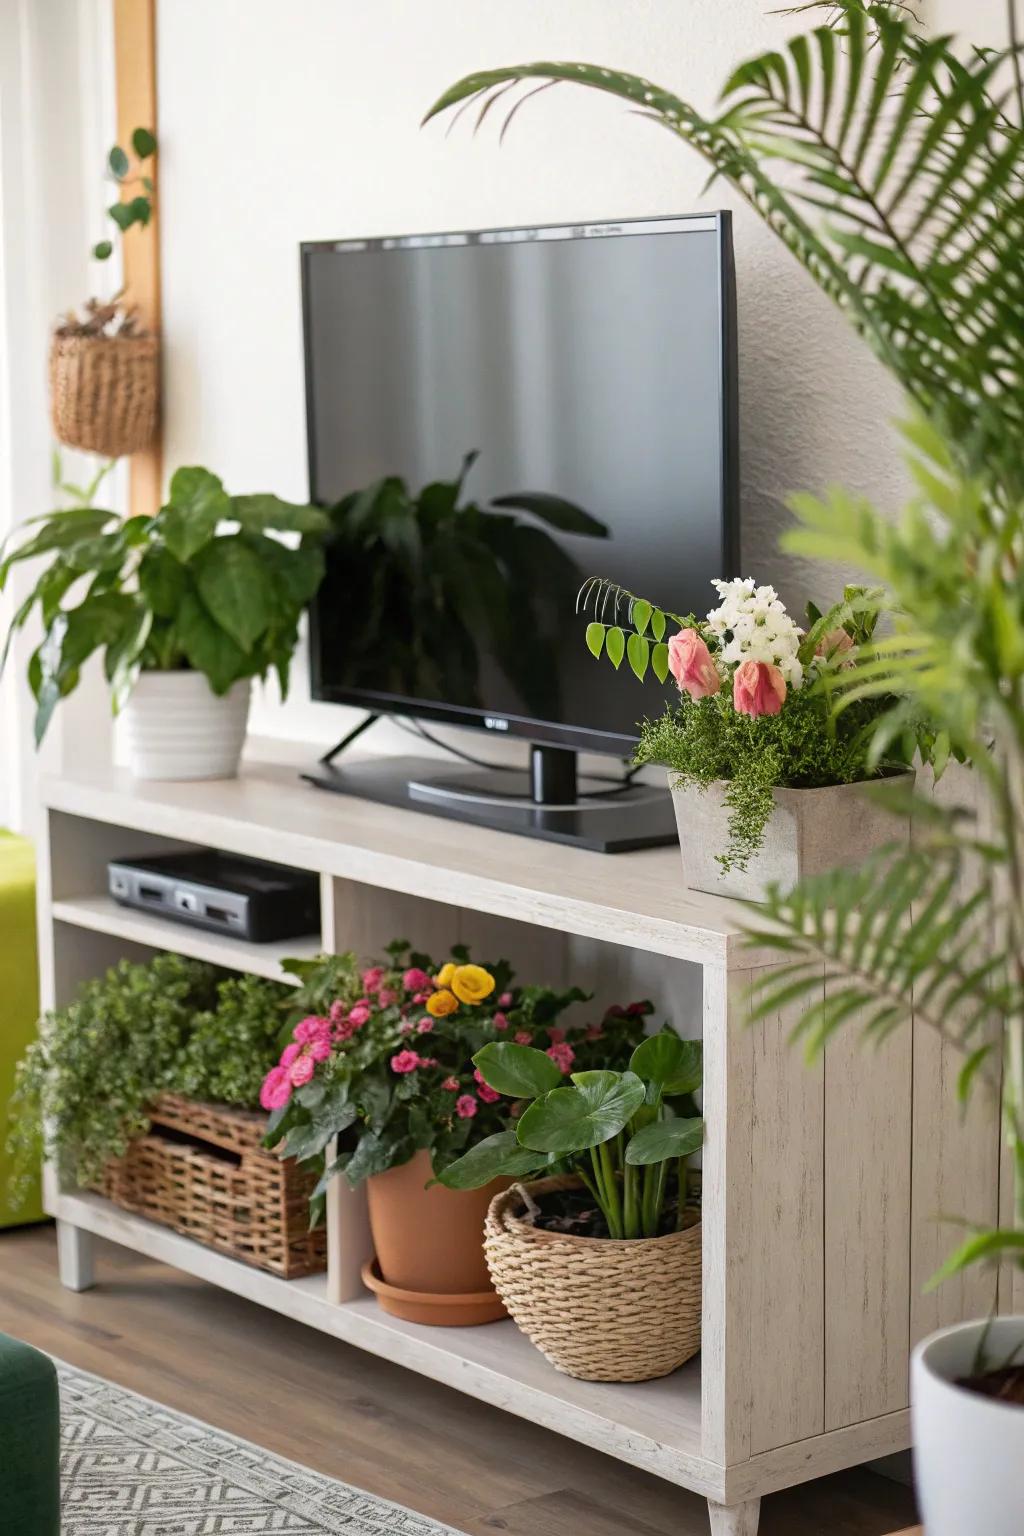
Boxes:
[483,717,510,731]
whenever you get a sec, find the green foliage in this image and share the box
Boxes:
[318,455,607,720]
[0,463,329,741]
[439,1029,704,1240]
[7,956,294,1209]
[94,126,156,260]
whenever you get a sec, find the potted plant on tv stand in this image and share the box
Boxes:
[0,465,328,780]
[438,1031,704,1381]
[262,942,652,1326]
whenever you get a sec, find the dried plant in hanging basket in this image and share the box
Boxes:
[49,301,159,458]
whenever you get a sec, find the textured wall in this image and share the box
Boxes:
[155,0,985,748]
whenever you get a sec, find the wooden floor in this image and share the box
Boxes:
[0,1224,917,1535]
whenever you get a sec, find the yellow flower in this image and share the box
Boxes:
[450,964,496,1007]
[426,988,459,1018]
[435,962,457,990]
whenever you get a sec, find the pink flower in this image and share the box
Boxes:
[412,990,430,1004]
[510,1100,524,1119]
[668,628,720,699]
[328,1000,347,1025]
[347,1003,371,1028]
[362,967,385,991]
[308,1035,331,1063]
[420,1057,439,1068]
[416,1017,434,1034]
[294,1015,330,1045]
[546,1041,576,1074]
[260,1066,293,1111]
[280,1042,301,1069]
[478,1082,501,1104]
[514,1030,532,1046]
[733,658,786,717]
[815,627,855,664]
[498,992,513,1007]
[547,1026,566,1045]
[493,1012,509,1032]
[390,1049,422,1074]
[627,1001,650,1017]
[403,967,433,992]
[442,1076,460,1092]
[289,1052,316,1087]
[585,1025,603,1041]
[377,988,397,1008]
[455,1094,478,1119]
[399,1020,415,1035]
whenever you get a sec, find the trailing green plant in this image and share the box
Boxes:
[0,464,329,742]
[7,955,296,1207]
[437,1031,704,1241]
[580,574,912,871]
[319,453,607,720]
[262,941,651,1228]
[94,127,157,263]
[426,0,1024,1288]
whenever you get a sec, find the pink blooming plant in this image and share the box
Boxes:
[733,658,786,717]
[455,1094,478,1119]
[403,967,433,993]
[668,628,721,699]
[546,1041,576,1074]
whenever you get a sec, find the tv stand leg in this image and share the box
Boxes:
[56,1220,95,1292]
[707,1498,760,1536]
[318,712,380,768]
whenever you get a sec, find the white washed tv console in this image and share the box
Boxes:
[36,744,1007,1535]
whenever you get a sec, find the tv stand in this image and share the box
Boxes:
[302,741,677,853]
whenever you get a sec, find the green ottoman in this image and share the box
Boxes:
[0,1334,60,1533]
[0,830,43,1225]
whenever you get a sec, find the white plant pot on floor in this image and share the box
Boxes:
[669,772,914,902]
[121,671,251,781]
[912,1315,1024,1536]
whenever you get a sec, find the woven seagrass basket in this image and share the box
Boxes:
[49,329,159,457]
[92,1093,325,1280]
[484,1174,701,1382]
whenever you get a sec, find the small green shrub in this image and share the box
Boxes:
[179,971,292,1107]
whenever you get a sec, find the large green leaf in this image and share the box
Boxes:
[516,1069,645,1154]
[625,1116,704,1166]
[630,1033,703,1095]
[0,510,115,587]
[436,1131,551,1190]
[490,491,608,538]
[138,546,187,618]
[175,588,247,693]
[161,467,230,563]
[472,1041,563,1099]
[193,535,274,652]
[231,494,330,536]
[280,1097,357,1165]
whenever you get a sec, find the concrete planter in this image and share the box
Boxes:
[912,1316,1024,1536]
[121,671,251,781]
[669,772,913,902]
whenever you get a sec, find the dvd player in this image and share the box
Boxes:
[108,849,320,943]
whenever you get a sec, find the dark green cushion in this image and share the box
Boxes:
[0,1334,60,1534]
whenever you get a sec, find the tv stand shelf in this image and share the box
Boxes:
[37,741,989,1535]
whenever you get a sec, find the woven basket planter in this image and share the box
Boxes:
[91,1093,326,1280]
[484,1175,702,1382]
[49,329,159,457]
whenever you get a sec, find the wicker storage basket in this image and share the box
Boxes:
[484,1175,701,1382]
[49,329,159,457]
[92,1093,326,1280]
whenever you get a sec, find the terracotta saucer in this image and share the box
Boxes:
[360,1258,507,1327]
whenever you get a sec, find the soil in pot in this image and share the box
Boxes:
[958,1365,1024,1405]
[364,1148,508,1326]
[525,1176,697,1240]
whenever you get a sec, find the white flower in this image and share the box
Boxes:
[706,576,804,689]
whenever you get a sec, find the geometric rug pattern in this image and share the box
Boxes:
[58,1362,462,1535]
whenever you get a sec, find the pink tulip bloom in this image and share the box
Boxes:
[668,629,720,699]
[455,1094,478,1119]
[733,658,787,717]
[260,1065,293,1112]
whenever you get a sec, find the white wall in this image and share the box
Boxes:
[156,0,996,753]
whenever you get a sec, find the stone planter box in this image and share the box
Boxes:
[669,773,913,902]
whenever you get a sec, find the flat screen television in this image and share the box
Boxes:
[301,213,739,851]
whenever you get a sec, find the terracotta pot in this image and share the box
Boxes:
[364,1148,507,1326]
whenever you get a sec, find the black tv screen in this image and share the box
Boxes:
[303,213,739,755]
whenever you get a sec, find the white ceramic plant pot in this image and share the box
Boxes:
[912,1316,1024,1536]
[121,671,251,781]
[670,771,914,902]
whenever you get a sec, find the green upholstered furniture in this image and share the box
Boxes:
[0,830,43,1225]
[0,1333,60,1533]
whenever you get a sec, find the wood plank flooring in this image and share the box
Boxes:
[0,1225,917,1535]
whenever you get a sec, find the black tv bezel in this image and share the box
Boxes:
[301,210,740,758]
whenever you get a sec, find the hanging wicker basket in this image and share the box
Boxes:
[484,1175,702,1382]
[49,327,159,458]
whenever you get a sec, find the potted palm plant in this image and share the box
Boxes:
[0,465,328,779]
[427,0,1024,1517]
[438,1031,703,1380]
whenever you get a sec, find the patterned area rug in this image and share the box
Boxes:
[58,1361,462,1535]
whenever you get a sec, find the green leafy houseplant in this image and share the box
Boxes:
[0,465,328,742]
[426,0,1024,1291]
[262,941,651,1227]
[580,574,915,871]
[438,1031,703,1240]
[7,954,292,1205]
[318,453,607,721]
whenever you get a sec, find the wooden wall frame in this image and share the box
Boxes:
[113,0,161,517]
